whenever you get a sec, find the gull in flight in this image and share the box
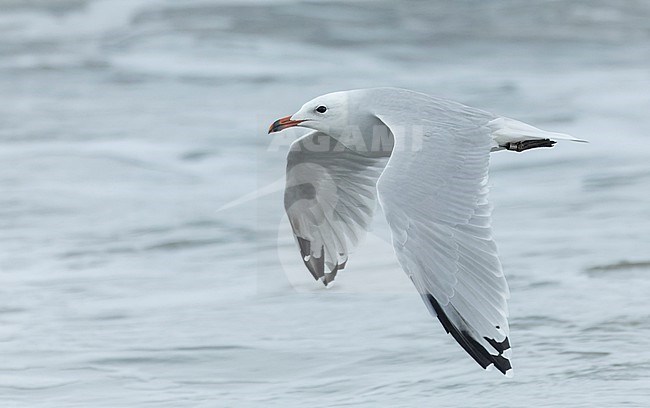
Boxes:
[268,88,585,375]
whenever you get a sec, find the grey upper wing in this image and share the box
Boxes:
[285,131,389,285]
[374,99,512,374]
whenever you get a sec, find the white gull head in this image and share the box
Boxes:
[269,89,390,152]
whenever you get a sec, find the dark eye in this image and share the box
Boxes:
[315,105,327,113]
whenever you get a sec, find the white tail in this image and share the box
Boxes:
[488,117,587,150]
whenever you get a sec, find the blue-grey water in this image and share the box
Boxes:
[1,0,650,406]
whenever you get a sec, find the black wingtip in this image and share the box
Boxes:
[296,237,324,281]
[425,294,512,375]
[484,336,510,354]
[322,265,339,286]
[296,237,345,286]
